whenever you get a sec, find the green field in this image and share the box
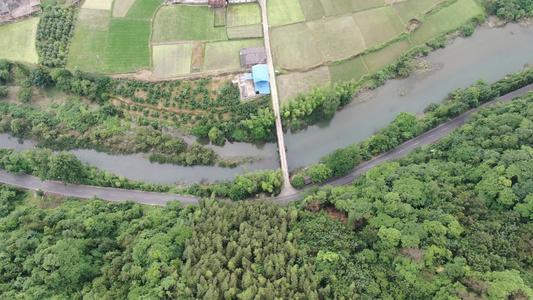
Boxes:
[271,23,322,69]
[112,0,136,18]
[152,6,227,42]
[124,0,163,19]
[204,39,264,71]
[82,0,113,10]
[76,8,110,31]
[66,30,107,73]
[277,66,331,103]
[362,39,411,72]
[393,0,445,23]
[226,3,261,27]
[411,0,483,44]
[329,56,369,84]
[319,0,384,16]
[299,0,324,20]
[104,20,151,73]
[306,15,366,62]
[0,18,39,63]
[214,7,226,26]
[152,44,193,77]
[267,0,305,26]
[227,24,263,39]
[353,6,405,47]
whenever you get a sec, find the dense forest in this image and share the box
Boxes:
[1,88,533,299]
[36,6,76,67]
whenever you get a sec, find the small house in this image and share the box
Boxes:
[240,46,267,67]
[251,64,270,95]
[208,0,226,8]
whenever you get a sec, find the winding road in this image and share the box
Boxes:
[1,84,531,206]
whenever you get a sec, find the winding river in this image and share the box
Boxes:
[1,23,532,184]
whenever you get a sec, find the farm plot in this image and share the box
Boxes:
[152,5,227,42]
[0,17,39,63]
[410,0,483,44]
[353,6,405,47]
[152,44,194,77]
[104,19,151,73]
[124,0,163,19]
[271,23,322,69]
[319,0,384,16]
[306,14,366,62]
[82,0,113,10]
[112,0,136,18]
[299,0,324,20]
[227,24,263,39]
[329,56,369,84]
[204,39,264,71]
[277,66,331,103]
[76,8,110,31]
[392,0,445,24]
[362,39,411,72]
[267,0,305,26]
[66,30,107,73]
[226,3,261,27]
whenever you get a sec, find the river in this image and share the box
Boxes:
[1,23,532,183]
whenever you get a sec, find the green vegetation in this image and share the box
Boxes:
[104,19,151,73]
[482,0,533,20]
[277,67,331,103]
[353,6,405,47]
[226,24,263,39]
[204,39,264,71]
[271,23,322,69]
[329,56,369,84]
[266,0,305,26]
[362,39,412,72]
[226,3,261,27]
[65,30,107,73]
[152,5,227,43]
[36,6,76,67]
[319,0,384,15]
[298,0,324,20]
[76,8,110,31]
[0,18,39,64]
[124,0,163,18]
[112,0,136,17]
[152,44,193,77]
[392,0,446,23]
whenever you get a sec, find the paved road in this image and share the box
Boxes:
[258,0,295,196]
[1,85,532,206]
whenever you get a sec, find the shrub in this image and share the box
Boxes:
[291,175,305,189]
[16,87,33,104]
[460,24,475,37]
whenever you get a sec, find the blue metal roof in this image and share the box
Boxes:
[252,64,270,94]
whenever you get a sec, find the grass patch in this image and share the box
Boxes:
[152,5,227,42]
[410,0,484,44]
[76,8,110,31]
[124,0,163,19]
[267,0,305,26]
[362,39,411,72]
[0,18,39,63]
[306,14,366,62]
[319,0,383,16]
[112,0,136,18]
[104,19,151,73]
[227,24,263,39]
[393,0,446,24]
[152,44,193,77]
[226,3,261,27]
[214,7,226,26]
[204,39,264,71]
[66,30,107,73]
[271,23,322,69]
[353,6,405,47]
[82,0,113,10]
[277,66,331,103]
[329,56,369,84]
[299,0,324,20]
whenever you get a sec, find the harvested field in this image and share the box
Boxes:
[190,43,205,71]
[104,19,151,73]
[67,30,107,73]
[227,24,263,39]
[277,66,331,103]
[124,0,163,19]
[204,39,264,71]
[299,0,324,20]
[112,0,136,18]
[410,0,483,44]
[353,6,405,47]
[214,8,226,26]
[362,39,411,72]
[271,23,322,69]
[152,5,227,42]
[226,3,261,27]
[82,0,113,10]
[329,56,369,84]
[306,14,366,62]
[267,0,305,26]
[393,0,445,24]
[0,17,39,63]
[319,0,383,16]
[76,8,110,31]
[152,44,193,77]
